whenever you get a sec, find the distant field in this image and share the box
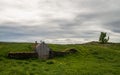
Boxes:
[0,42,120,75]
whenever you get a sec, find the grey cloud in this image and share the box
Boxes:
[103,20,120,33]
[0,0,120,43]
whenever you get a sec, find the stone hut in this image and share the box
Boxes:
[35,41,50,59]
[8,41,77,59]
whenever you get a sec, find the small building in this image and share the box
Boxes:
[8,41,77,59]
[35,41,50,59]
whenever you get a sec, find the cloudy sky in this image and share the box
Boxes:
[0,0,120,44]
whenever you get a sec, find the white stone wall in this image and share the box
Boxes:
[36,42,50,59]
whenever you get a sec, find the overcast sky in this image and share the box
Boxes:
[0,0,120,44]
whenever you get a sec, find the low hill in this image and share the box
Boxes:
[0,42,120,75]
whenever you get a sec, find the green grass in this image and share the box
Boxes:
[0,42,120,75]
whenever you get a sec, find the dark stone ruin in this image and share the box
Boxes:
[8,52,38,59]
[49,48,78,58]
[49,51,67,58]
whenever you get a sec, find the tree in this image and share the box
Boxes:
[99,32,109,44]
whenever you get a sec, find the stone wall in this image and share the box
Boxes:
[35,42,50,59]
[8,52,38,59]
[49,48,78,58]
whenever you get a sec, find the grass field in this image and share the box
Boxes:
[0,42,120,75]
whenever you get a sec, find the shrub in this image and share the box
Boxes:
[99,32,109,44]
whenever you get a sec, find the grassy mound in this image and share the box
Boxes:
[0,42,120,75]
